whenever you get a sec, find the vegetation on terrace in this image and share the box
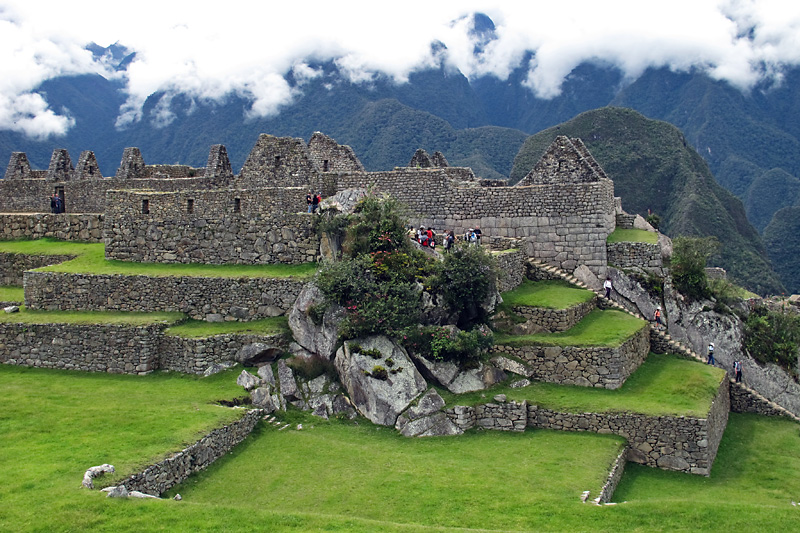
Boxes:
[164,316,289,338]
[606,228,659,244]
[442,352,724,417]
[0,239,317,279]
[0,285,23,302]
[0,307,183,326]
[2,364,798,531]
[494,308,646,348]
[499,279,595,310]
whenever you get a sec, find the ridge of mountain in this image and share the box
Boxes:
[509,107,783,295]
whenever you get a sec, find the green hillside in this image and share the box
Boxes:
[509,107,783,295]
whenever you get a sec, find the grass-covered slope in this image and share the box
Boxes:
[2,365,798,531]
[0,239,316,279]
[509,107,782,295]
[499,279,595,310]
[444,353,723,418]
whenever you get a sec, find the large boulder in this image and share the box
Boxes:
[334,336,427,426]
[409,351,506,394]
[288,283,345,360]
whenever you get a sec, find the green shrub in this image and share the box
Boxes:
[645,212,661,229]
[402,326,494,366]
[435,245,498,328]
[671,236,718,300]
[743,305,800,380]
[369,365,389,380]
[341,195,411,258]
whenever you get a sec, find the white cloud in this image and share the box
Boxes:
[2,0,800,138]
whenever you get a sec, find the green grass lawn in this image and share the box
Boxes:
[0,238,318,279]
[0,285,23,302]
[494,308,646,348]
[443,352,725,417]
[606,228,659,244]
[0,365,247,531]
[0,366,798,531]
[165,316,289,338]
[0,307,184,326]
[500,279,595,309]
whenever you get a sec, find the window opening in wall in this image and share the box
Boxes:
[234,198,241,213]
[323,159,329,171]
[142,199,150,214]
[187,198,194,213]
[274,156,281,167]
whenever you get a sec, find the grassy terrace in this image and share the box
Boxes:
[0,307,184,326]
[165,316,290,338]
[494,308,647,347]
[1,365,798,531]
[606,228,659,244]
[0,286,23,302]
[500,279,595,309]
[443,353,725,417]
[0,238,317,279]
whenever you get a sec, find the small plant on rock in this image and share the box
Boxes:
[370,365,389,380]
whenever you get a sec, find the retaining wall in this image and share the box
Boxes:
[0,323,163,374]
[495,249,526,292]
[511,297,596,332]
[159,333,285,374]
[0,213,104,242]
[729,380,794,417]
[490,326,650,389]
[24,271,307,321]
[0,252,75,285]
[446,376,730,475]
[607,241,662,269]
[121,409,265,496]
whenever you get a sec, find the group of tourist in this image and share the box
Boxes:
[48,193,64,213]
[413,226,482,252]
[306,192,322,213]
[708,342,743,381]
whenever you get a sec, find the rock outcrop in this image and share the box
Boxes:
[288,283,344,360]
[334,336,427,426]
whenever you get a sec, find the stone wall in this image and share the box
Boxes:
[596,447,629,504]
[607,241,662,269]
[729,380,794,417]
[336,170,615,274]
[0,253,75,285]
[527,377,730,475]
[444,377,729,475]
[307,132,364,173]
[121,409,264,496]
[0,323,163,374]
[24,271,307,321]
[103,188,319,265]
[474,400,528,431]
[0,213,103,242]
[491,326,650,389]
[0,176,228,214]
[159,333,285,374]
[511,297,597,332]
[495,249,526,292]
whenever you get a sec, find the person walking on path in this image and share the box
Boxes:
[707,342,715,365]
[654,306,663,329]
[603,277,612,299]
[734,360,743,382]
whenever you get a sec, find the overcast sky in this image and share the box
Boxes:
[2,0,800,139]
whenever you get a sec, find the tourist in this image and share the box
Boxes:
[418,227,429,247]
[426,227,434,248]
[312,192,321,213]
[473,227,482,245]
[54,195,63,214]
[654,306,663,329]
[444,230,455,253]
[734,360,743,382]
[49,194,58,214]
[603,277,613,299]
[306,192,314,213]
[707,342,715,365]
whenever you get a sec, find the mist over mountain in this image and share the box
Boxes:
[3,33,800,293]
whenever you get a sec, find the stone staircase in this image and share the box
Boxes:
[526,258,800,423]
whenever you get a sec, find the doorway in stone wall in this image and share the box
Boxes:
[54,186,65,213]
